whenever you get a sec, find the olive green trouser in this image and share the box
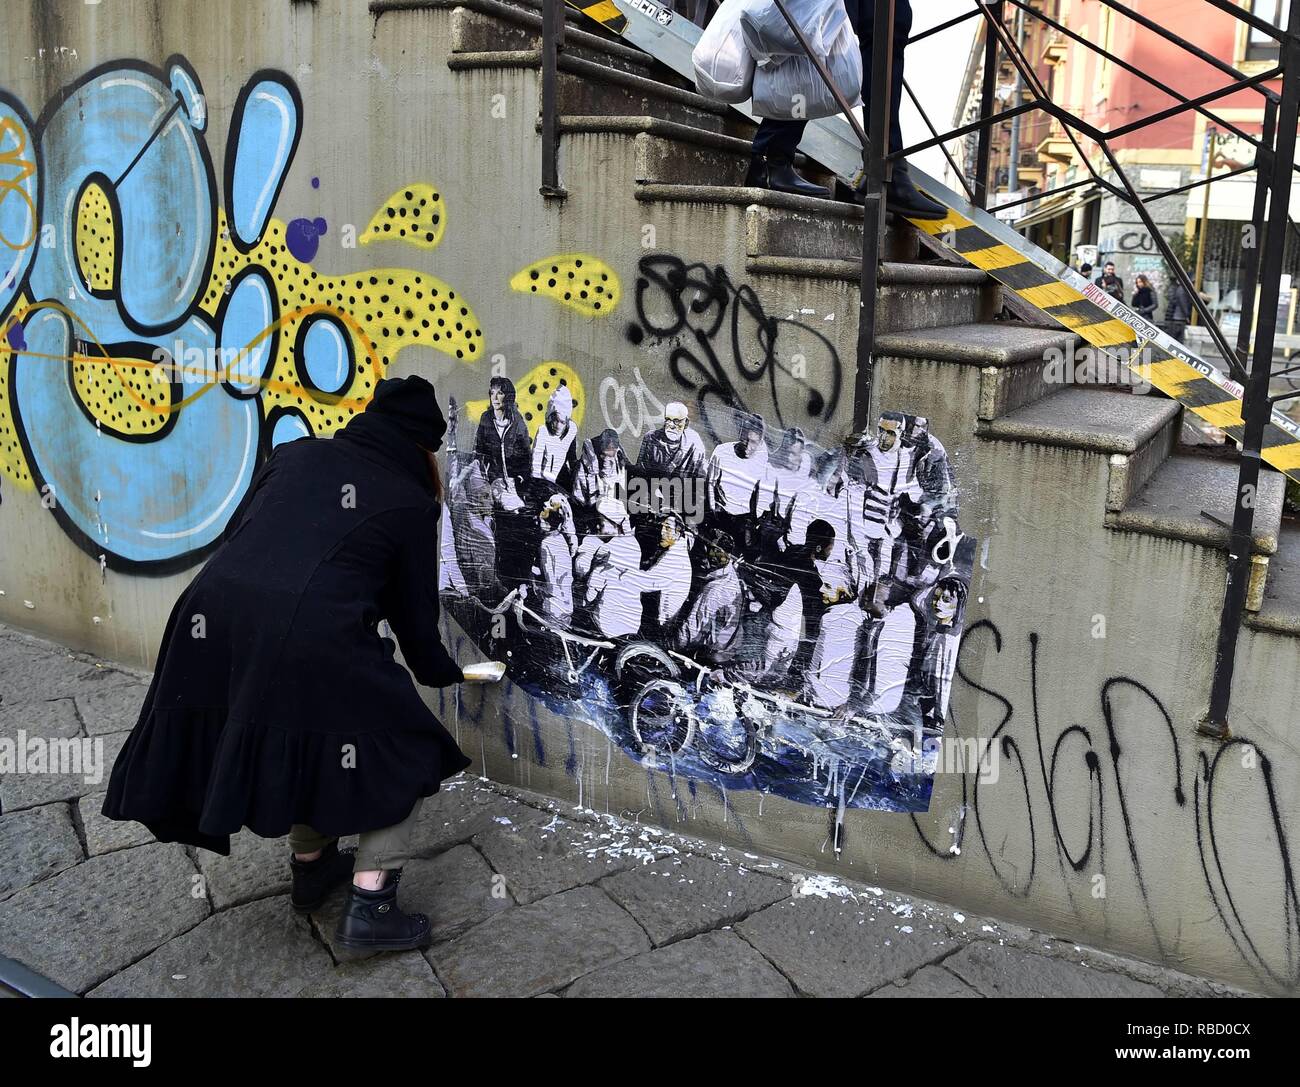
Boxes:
[288,797,424,872]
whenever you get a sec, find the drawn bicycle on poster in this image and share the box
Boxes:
[468,590,931,778]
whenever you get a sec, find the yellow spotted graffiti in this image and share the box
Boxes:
[510,254,620,317]
[360,184,446,250]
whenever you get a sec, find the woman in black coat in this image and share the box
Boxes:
[473,375,537,590]
[1132,274,1159,321]
[474,375,531,486]
[101,375,472,952]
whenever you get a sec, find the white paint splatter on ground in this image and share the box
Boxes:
[794,874,859,900]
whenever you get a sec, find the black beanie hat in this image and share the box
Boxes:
[365,374,447,452]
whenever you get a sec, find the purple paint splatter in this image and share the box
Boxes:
[285,217,328,262]
[311,176,320,189]
[5,322,25,352]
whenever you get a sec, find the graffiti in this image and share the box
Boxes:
[0,57,482,570]
[360,183,445,249]
[627,254,842,444]
[1117,230,1156,253]
[509,254,620,317]
[441,319,974,816]
[599,367,665,439]
[909,622,1300,991]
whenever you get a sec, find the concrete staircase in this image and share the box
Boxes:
[422,0,1298,627]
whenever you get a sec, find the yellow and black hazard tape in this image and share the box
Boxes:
[571,0,628,33]
[910,207,1300,479]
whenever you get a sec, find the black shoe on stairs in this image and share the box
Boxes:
[745,156,831,199]
[334,870,432,952]
[883,164,948,220]
[289,840,356,912]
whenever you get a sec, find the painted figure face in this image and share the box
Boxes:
[664,402,688,439]
[1105,263,1116,275]
[547,413,565,437]
[933,585,959,624]
[738,427,763,458]
[774,433,804,470]
[878,418,901,452]
[490,386,505,412]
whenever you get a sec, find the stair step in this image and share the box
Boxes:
[1106,453,1285,557]
[447,52,753,136]
[743,202,917,265]
[979,386,1181,455]
[1250,520,1300,635]
[742,253,980,284]
[634,132,749,187]
[376,0,618,37]
[450,5,654,74]
[875,321,1075,367]
[633,187,920,263]
[554,115,754,156]
[876,264,999,333]
[874,322,1081,423]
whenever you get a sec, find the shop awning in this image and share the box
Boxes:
[1013,188,1099,231]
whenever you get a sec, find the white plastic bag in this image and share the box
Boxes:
[692,0,757,104]
[750,15,862,120]
[740,0,848,66]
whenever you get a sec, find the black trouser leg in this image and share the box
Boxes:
[750,0,911,161]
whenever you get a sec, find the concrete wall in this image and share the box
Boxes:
[2,0,1297,994]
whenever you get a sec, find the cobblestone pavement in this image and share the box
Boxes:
[0,623,1246,998]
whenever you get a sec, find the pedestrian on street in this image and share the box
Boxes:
[102,375,477,953]
[1161,278,1195,343]
[1132,274,1159,321]
[1095,261,1124,302]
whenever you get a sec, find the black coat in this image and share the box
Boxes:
[1132,285,1158,319]
[475,407,531,483]
[101,407,470,855]
[1166,281,1194,324]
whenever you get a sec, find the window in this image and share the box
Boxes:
[1246,0,1289,61]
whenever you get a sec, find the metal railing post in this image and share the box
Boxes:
[853,0,896,432]
[973,0,1002,208]
[1235,97,1278,364]
[540,0,566,198]
[1202,2,1300,737]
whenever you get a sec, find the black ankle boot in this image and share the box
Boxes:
[745,156,830,199]
[334,871,432,952]
[289,840,356,912]
[885,164,947,220]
